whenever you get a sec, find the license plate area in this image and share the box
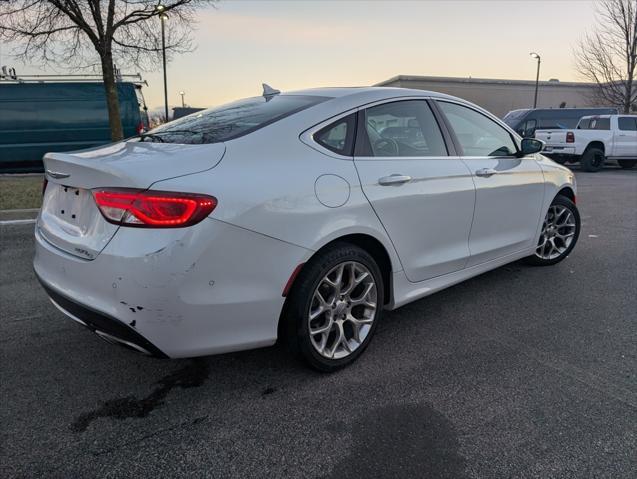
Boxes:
[51,185,89,226]
[38,183,118,260]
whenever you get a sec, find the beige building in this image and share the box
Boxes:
[376,75,600,118]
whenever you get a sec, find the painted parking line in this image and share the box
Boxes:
[0,219,37,225]
[0,208,40,214]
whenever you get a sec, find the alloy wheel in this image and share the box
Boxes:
[535,205,577,260]
[308,261,378,359]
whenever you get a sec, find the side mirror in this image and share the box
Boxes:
[519,138,544,156]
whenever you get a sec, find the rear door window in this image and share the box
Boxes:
[146,94,329,144]
[356,100,448,157]
[618,117,637,131]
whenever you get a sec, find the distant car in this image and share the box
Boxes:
[0,79,149,172]
[34,86,580,371]
[536,115,637,171]
[503,107,619,138]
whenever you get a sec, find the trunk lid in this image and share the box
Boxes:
[38,141,225,260]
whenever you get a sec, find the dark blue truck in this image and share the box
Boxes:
[0,78,149,172]
[503,107,619,138]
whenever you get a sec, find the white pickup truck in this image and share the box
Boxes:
[536,115,637,172]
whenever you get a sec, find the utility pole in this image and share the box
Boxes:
[157,5,169,121]
[530,52,541,108]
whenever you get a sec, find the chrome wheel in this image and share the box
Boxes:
[535,205,577,260]
[308,261,378,360]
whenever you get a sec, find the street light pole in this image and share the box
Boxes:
[179,91,185,108]
[530,52,541,109]
[157,5,169,121]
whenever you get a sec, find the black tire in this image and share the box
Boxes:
[524,195,581,266]
[580,147,605,172]
[617,159,637,169]
[283,242,384,372]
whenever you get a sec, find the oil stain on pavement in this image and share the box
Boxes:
[326,403,467,479]
[70,359,210,433]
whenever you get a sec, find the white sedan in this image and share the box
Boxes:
[34,86,580,371]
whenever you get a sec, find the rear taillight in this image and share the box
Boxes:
[136,122,146,135]
[92,188,216,228]
[566,131,575,143]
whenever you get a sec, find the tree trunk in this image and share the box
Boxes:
[100,50,124,141]
[624,77,634,114]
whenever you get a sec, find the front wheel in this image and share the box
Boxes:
[524,195,581,266]
[618,159,636,169]
[283,243,384,372]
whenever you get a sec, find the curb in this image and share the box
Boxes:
[0,208,39,222]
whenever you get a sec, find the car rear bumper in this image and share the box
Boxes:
[543,146,576,155]
[34,217,310,358]
[37,276,168,357]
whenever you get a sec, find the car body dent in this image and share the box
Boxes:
[35,216,310,357]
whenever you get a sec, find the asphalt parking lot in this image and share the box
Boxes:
[1,167,636,478]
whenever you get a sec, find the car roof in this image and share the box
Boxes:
[283,86,457,101]
[257,85,509,138]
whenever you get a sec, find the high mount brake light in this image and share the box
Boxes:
[92,188,217,228]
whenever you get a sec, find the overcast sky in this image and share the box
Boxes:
[3,0,600,110]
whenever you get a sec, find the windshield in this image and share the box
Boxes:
[144,94,329,144]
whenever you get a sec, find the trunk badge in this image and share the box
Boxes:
[46,170,70,179]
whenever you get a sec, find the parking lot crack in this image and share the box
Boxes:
[90,415,209,456]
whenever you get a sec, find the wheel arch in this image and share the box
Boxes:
[584,141,605,153]
[556,186,576,203]
[277,232,396,342]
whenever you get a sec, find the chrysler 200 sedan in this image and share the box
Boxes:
[34,86,580,371]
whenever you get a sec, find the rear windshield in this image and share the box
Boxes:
[538,118,580,129]
[144,94,328,144]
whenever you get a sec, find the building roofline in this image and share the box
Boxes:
[375,74,597,88]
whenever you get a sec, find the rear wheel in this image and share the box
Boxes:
[580,147,605,172]
[618,159,636,169]
[284,243,384,372]
[524,195,580,266]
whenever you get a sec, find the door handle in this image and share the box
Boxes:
[378,174,412,186]
[475,168,498,178]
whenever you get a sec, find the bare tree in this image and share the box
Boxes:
[0,1,215,140]
[575,0,637,113]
